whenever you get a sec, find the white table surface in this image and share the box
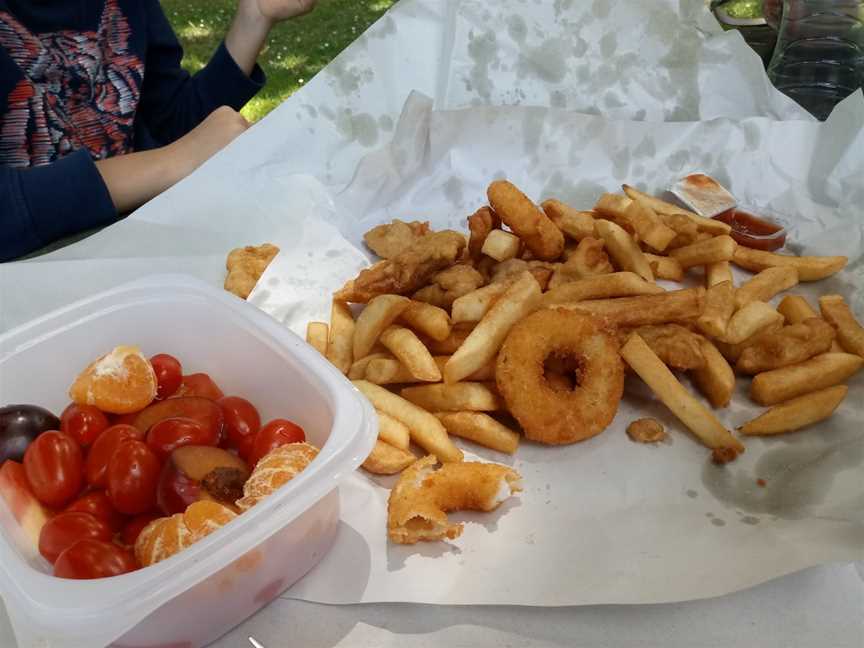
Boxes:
[1,1,861,646]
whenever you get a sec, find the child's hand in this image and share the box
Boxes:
[241,0,317,25]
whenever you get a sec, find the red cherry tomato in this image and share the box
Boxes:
[110,411,140,427]
[146,417,217,460]
[150,354,183,400]
[107,440,161,515]
[172,373,224,401]
[60,403,109,448]
[250,419,306,466]
[53,539,138,579]
[39,511,113,563]
[86,424,143,488]
[121,512,161,547]
[65,491,126,532]
[218,397,260,460]
[23,431,83,507]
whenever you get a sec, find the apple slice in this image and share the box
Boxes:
[0,460,52,548]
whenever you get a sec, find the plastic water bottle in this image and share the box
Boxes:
[766,0,864,119]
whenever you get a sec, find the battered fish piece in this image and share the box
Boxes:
[413,264,485,308]
[620,324,706,371]
[490,258,557,291]
[335,231,466,303]
[467,206,501,260]
[224,243,280,299]
[388,455,522,544]
[487,180,564,260]
[736,318,836,374]
[548,238,613,289]
[363,219,430,259]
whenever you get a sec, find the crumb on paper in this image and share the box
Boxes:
[626,418,667,443]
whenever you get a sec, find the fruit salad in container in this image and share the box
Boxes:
[0,345,319,579]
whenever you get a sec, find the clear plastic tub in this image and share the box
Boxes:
[0,275,377,648]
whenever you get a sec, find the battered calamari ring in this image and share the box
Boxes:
[496,308,624,444]
[388,455,522,544]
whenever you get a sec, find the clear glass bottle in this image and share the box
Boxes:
[766,0,864,119]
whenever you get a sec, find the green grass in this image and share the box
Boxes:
[161,0,397,121]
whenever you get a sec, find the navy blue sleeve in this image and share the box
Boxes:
[0,150,116,261]
[137,0,265,145]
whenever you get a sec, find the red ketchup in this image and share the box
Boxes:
[713,208,786,251]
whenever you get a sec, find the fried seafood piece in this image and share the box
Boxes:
[496,308,625,445]
[619,324,706,371]
[735,318,836,374]
[388,455,522,544]
[548,237,613,289]
[335,231,466,303]
[363,220,430,259]
[487,180,564,260]
[235,442,319,511]
[467,206,501,259]
[490,258,557,291]
[413,264,485,308]
[224,243,280,299]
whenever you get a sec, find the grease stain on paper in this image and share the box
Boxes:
[467,29,500,100]
[506,14,527,43]
[517,37,570,83]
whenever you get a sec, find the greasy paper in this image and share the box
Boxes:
[254,94,864,605]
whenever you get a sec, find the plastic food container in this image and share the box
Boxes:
[0,275,377,648]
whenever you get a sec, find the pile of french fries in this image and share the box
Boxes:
[303,180,862,472]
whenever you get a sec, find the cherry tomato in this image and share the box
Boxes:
[107,440,161,515]
[86,424,143,488]
[218,397,260,460]
[172,373,224,401]
[65,491,126,532]
[150,354,183,400]
[146,417,217,460]
[110,411,140,427]
[121,511,161,547]
[60,403,109,447]
[23,431,83,507]
[53,539,138,579]
[39,511,113,563]
[250,419,306,466]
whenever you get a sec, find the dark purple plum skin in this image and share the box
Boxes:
[0,405,61,463]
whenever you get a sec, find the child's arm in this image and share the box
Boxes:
[1,107,248,261]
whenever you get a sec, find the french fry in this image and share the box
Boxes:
[622,187,677,251]
[379,326,441,382]
[376,411,410,450]
[644,253,684,281]
[820,294,864,358]
[620,334,743,460]
[696,280,735,339]
[541,272,664,307]
[352,294,411,361]
[353,380,463,462]
[451,283,508,325]
[444,272,541,383]
[592,193,632,224]
[361,439,416,475]
[669,235,737,269]
[305,322,328,356]
[692,338,736,408]
[364,357,420,384]
[348,352,391,380]
[621,184,732,236]
[750,352,863,405]
[325,300,354,374]
[424,325,474,355]
[723,301,784,344]
[541,199,596,241]
[399,300,452,342]
[433,356,495,381]
[481,229,521,262]
[713,321,784,363]
[659,213,700,249]
[779,295,844,352]
[739,385,848,436]
[734,266,799,309]
[594,219,654,281]
[563,287,704,327]
[705,261,733,287]
[401,382,502,412]
[732,246,847,281]
[434,412,520,454]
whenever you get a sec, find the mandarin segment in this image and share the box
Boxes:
[235,442,319,512]
[183,500,237,541]
[69,346,157,414]
[135,500,237,567]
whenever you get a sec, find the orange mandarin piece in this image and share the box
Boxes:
[69,346,158,414]
[183,500,237,541]
[135,500,237,567]
[235,442,319,512]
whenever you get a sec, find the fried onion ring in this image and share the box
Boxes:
[496,308,624,445]
[388,455,522,544]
